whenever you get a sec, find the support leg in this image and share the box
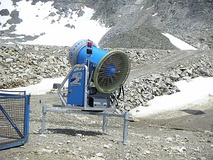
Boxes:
[40,105,47,134]
[102,112,109,134]
[122,111,129,145]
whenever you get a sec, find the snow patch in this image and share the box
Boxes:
[162,33,197,50]
[0,0,110,46]
[152,13,158,17]
[6,77,65,95]
[130,77,213,118]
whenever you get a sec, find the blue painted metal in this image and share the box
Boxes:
[24,92,30,143]
[0,90,30,150]
[76,45,109,67]
[67,65,87,106]
[69,39,97,66]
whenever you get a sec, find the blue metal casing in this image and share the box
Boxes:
[67,66,86,106]
[76,46,109,67]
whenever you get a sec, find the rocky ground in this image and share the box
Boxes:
[0,44,70,89]
[0,92,213,160]
[1,44,213,111]
[0,44,213,159]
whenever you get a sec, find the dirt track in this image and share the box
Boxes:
[128,50,213,81]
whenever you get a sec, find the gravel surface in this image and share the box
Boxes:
[0,93,213,160]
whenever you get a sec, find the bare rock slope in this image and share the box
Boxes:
[1,44,213,110]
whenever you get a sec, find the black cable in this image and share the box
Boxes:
[117,87,122,99]
[110,93,118,106]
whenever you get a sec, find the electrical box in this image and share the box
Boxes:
[89,90,110,108]
[67,66,86,106]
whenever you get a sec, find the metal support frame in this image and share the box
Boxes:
[40,105,129,144]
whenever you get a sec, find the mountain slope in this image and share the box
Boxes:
[98,0,213,50]
[0,0,212,49]
[100,25,177,49]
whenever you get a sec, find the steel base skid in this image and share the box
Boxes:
[40,105,129,144]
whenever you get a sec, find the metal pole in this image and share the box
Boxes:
[39,106,129,144]
[122,111,129,145]
[102,112,109,134]
[40,105,47,134]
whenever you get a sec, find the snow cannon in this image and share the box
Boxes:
[55,39,130,111]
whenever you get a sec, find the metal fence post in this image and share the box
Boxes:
[122,111,129,145]
[102,112,109,134]
[40,105,47,134]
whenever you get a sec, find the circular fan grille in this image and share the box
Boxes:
[94,50,130,93]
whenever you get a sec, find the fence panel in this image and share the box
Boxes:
[0,90,30,150]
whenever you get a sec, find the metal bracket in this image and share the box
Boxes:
[40,105,129,145]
